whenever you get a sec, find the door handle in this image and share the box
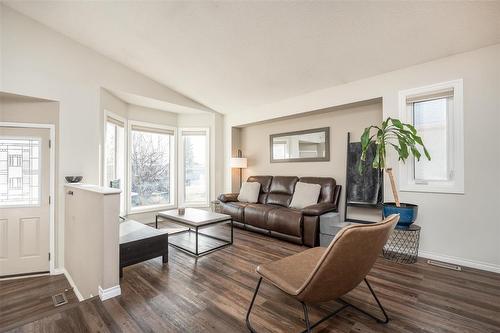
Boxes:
[67,191,74,195]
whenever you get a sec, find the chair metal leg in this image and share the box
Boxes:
[246,277,389,333]
[339,278,390,324]
[364,278,390,323]
[246,277,262,333]
[301,302,312,333]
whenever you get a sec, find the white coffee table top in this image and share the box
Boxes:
[157,208,231,227]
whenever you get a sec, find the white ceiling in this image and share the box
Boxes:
[5,1,500,115]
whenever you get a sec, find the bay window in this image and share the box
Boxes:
[129,122,175,211]
[104,118,211,213]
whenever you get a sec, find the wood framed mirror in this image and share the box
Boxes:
[270,127,330,163]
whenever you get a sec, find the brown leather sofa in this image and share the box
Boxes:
[218,176,341,247]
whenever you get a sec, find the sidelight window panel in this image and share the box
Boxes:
[0,138,41,207]
[181,129,209,206]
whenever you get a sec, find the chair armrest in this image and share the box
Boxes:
[301,202,337,216]
[218,193,239,203]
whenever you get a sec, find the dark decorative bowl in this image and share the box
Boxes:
[65,176,83,183]
[383,202,418,227]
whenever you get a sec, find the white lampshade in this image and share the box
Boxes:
[231,157,248,169]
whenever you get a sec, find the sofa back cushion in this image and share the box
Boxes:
[290,182,322,209]
[299,177,336,203]
[266,176,299,207]
[247,176,273,204]
[237,182,261,203]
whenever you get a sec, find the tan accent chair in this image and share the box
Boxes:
[246,214,399,333]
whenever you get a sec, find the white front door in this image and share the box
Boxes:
[0,126,51,277]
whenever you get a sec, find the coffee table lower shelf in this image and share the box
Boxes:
[168,227,233,256]
[156,210,233,257]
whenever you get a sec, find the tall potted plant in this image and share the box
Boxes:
[359,117,431,226]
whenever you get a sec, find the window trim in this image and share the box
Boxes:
[178,127,210,208]
[127,120,177,214]
[103,110,127,215]
[0,136,42,208]
[398,79,464,194]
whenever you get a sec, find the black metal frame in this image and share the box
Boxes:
[246,277,389,333]
[155,215,233,257]
[344,132,384,224]
[383,224,421,264]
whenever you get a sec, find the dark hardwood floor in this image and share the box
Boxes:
[3,227,500,333]
[0,274,78,332]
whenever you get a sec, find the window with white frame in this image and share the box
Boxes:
[399,79,464,193]
[104,115,126,213]
[0,138,41,207]
[180,129,209,206]
[129,122,175,211]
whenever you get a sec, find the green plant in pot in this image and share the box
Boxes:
[359,117,431,227]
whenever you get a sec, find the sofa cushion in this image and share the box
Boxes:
[247,176,273,204]
[267,208,303,237]
[290,182,321,209]
[221,202,248,222]
[266,176,299,207]
[299,177,336,203]
[244,204,278,229]
[238,182,261,203]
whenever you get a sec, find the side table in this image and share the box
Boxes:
[383,224,421,264]
[210,200,223,213]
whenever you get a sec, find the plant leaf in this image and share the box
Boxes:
[391,118,404,129]
[404,123,417,134]
[410,146,421,161]
[423,146,431,160]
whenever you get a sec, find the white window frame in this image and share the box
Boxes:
[178,128,210,208]
[0,136,42,208]
[127,120,177,214]
[103,110,127,215]
[398,79,464,194]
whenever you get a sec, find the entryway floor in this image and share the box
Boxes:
[0,274,78,332]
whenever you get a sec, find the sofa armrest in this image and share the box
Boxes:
[301,202,337,216]
[218,193,239,203]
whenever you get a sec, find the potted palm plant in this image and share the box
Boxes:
[359,117,431,226]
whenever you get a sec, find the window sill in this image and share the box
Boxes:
[182,203,210,208]
[128,204,176,214]
[399,184,464,195]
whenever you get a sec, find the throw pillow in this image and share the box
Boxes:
[238,182,261,203]
[290,182,322,209]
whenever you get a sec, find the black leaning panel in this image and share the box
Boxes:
[346,138,383,205]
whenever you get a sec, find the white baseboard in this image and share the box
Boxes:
[419,251,500,274]
[0,272,50,281]
[60,268,84,302]
[53,268,65,275]
[98,285,121,301]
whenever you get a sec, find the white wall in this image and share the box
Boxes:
[225,44,500,272]
[128,104,178,126]
[0,6,213,270]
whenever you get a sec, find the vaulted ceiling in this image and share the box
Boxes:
[5,1,500,115]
